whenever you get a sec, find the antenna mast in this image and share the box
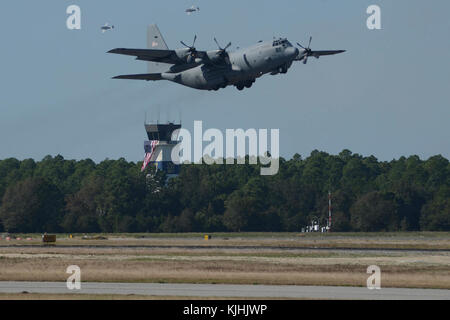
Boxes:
[328,191,332,232]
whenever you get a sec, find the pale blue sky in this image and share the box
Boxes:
[0,0,449,162]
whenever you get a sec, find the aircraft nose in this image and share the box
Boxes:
[285,47,299,57]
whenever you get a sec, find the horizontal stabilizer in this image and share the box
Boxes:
[108,48,173,59]
[108,48,180,66]
[112,73,163,81]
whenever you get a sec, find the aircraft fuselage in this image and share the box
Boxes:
[109,28,345,91]
[162,39,299,91]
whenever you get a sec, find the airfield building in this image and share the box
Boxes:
[143,122,181,180]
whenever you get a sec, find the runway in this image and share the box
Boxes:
[0,244,447,253]
[0,282,449,300]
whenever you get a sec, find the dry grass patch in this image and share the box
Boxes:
[1,256,449,289]
[1,234,449,289]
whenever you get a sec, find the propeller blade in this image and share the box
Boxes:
[214,38,231,51]
[303,55,308,65]
[214,38,221,50]
[297,42,306,49]
[308,36,312,49]
[181,35,198,55]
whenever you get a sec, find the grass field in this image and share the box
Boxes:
[0,232,449,292]
[2,231,449,249]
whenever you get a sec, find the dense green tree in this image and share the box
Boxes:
[61,175,104,233]
[0,177,63,232]
[350,191,399,231]
[0,151,448,233]
[178,208,195,232]
[420,186,450,231]
[223,191,252,231]
[331,211,351,232]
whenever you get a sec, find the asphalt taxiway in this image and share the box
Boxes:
[0,282,448,300]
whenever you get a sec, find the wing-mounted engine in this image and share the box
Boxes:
[202,38,232,66]
[173,36,233,66]
[204,50,224,64]
[174,47,193,62]
[178,35,202,64]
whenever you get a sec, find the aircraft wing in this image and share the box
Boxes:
[112,73,163,81]
[295,50,346,61]
[108,48,184,65]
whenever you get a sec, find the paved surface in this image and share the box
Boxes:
[0,244,448,253]
[0,282,448,299]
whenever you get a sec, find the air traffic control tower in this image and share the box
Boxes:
[143,122,181,180]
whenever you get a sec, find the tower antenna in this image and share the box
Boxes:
[328,191,332,232]
[157,106,160,125]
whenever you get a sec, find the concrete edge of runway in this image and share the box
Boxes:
[0,282,449,300]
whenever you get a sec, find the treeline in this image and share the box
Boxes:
[0,150,448,233]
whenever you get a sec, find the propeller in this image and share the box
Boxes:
[180,35,198,63]
[214,37,232,58]
[297,36,314,64]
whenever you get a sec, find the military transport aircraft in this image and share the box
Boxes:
[185,6,200,15]
[101,23,114,33]
[108,25,345,91]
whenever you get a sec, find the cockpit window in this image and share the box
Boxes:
[273,38,291,47]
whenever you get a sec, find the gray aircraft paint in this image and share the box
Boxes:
[147,24,171,73]
[110,25,345,91]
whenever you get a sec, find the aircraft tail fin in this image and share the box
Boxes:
[147,24,169,50]
[147,24,171,73]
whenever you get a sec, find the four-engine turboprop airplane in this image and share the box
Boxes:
[101,23,114,33]
[185,6,200,15]
[108,25,346,91]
